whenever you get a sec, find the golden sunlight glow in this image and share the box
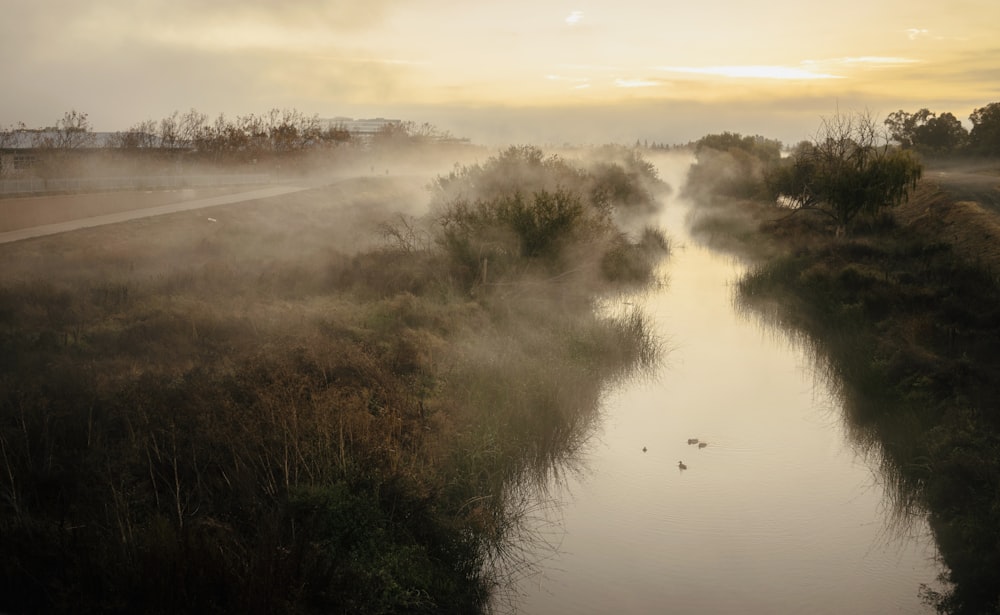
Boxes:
[811,56,921,68]
[3,0,999,140]
[547,74,591,85]
[656,65,842,80]
[614,78,661,88]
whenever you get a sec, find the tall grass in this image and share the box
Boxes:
[0,146,669,613]
[734,223,1000,615]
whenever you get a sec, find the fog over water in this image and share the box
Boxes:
[3,2,999,610]
[0,121,959,614]
[509,155,942,614]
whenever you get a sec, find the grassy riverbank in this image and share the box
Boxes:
[0,146,668,613]
[686,159,1000,614]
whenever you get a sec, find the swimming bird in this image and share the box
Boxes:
[687,438,699,445]
[698,442,707,449]
[677,461,687,470]
[642,446,647,452]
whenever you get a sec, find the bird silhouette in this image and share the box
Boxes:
[642,446,647,452]
[698,442,707,449]
[677,461,687,470]
[687,438,699,445]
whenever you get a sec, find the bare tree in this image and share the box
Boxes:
[766,110,922,234]
[159,111,181,149]
[0,122,26,176]
[109,119,159,150]
[179,108,208,149]
[32,110,96,149]
[0,121,26,149]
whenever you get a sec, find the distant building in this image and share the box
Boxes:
[0,130,118,175]
[321,117,402,140]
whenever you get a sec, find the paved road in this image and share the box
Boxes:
[0,184,309,245]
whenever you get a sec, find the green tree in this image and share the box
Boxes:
[686,132,783,199]
[767,111,922,234]
[884,108,931,149]
[884,108,968,154]
[969,101,1000,156]
[914,112,967,154]
[694,132,783,164]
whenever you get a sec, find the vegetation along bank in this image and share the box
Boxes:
[0,145,669,613]
[682,108,1000,615]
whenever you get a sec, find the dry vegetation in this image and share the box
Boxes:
[684,139,1000,615]
[896,176,1000,270]
[0,147,669,613]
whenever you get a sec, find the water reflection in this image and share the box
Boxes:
[732,282,930,537]
[507,194,941,614]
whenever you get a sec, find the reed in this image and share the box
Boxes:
[733,208,1000,615]
[0,146,669,613]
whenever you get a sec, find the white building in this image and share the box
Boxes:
[321,117,402,139]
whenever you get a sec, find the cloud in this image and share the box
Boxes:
[392,97,860,147]
[555,63,626,72]
[614,78,661,88]
[651,58,920,86]
[657,65,842,80]
[346,58,430,66]
[3,0,996,136]
[815,56,920,67]
[0,0,438,126]
[2,0,406,60]
[546,74,591,83]
[141,0,404,32]
[880,47,1000,90]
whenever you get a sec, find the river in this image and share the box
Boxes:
[509,156,943,614]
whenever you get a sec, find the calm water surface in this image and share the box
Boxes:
[510,164,942,614]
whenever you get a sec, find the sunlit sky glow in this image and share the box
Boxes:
[3,0,999,145]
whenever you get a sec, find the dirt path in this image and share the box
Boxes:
[0,186,267,232]
[0,185,309,244]
[898,168,1000,271]
[926,169,1000,211]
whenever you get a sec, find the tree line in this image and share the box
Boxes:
[686,100,1000,236]
[1,108,462,162]
[683,105,1000,613]
[0,109,465,178]
[768,101,1000,233]
[884,101,1000,157]
[1,108,351,158]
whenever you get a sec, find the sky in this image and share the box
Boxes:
[2,0,999,146]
